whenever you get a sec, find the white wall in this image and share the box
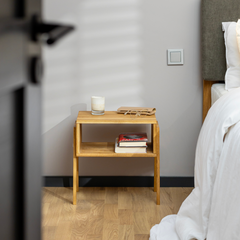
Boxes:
[42,0,202,177]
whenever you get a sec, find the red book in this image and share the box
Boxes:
[118,133,148,147]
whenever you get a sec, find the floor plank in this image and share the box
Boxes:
[133,212,150,234]
[119,209,134,225]
[103,219,118,240]
[134,234,150,240]
[104,204,118,220]
[119,225,134,240]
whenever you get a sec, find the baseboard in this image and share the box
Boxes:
[43,176,194,188]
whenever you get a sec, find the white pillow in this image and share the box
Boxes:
[225,67,240,90]
[222,22,240,90]
[236,19,240,53]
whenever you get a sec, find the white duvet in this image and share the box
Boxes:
[150,88,240,240]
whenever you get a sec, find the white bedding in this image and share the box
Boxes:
[211,83,228,106]
[207,119,240,239]
[150,87,240,240]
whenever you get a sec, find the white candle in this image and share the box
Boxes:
[91,96,105,115]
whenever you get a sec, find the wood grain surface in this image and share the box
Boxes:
[42,187,192,240]
[76,111,157,124]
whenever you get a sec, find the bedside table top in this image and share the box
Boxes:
[76,111,157,124]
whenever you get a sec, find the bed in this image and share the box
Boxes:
[150,0,240,239]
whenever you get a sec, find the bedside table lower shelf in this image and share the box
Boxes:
[78,142,155,157]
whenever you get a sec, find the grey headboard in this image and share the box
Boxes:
[201,0,240,81]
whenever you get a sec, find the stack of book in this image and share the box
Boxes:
[115,133,148,153]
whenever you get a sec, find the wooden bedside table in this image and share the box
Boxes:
[73,111,160,205]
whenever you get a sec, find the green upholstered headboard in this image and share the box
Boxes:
[201,0,240,81]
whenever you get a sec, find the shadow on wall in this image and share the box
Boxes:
[43,104,86,176]
[78,0,145,109]
[43,0,153,176]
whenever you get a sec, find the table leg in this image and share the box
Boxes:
[77,156,79,192]
[155,156,160,205]
[152,124,157,192]
[153,123,160,205]
[156,123,160,205]
[154,157,157,192]
[73,126,77,205]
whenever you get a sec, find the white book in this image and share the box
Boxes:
[115,138,147,153]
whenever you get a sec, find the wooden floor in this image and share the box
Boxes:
[42,187,193,240]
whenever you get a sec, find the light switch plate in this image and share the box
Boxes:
[167,49,184,65]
